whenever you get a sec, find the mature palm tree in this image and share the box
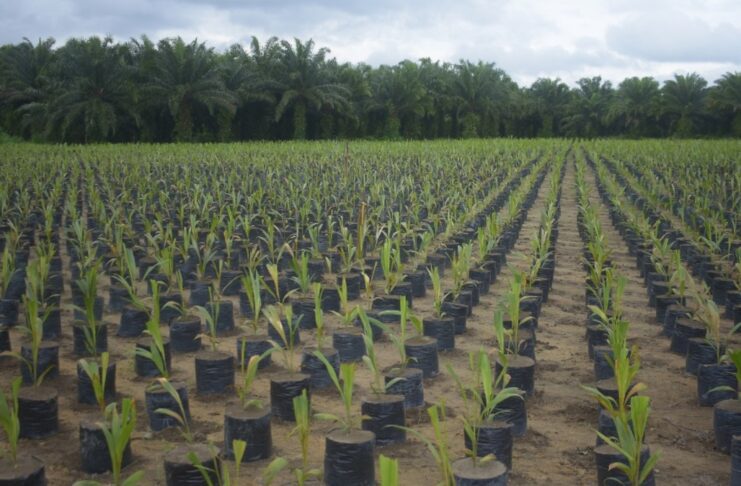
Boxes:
[417,58,455,138]
[333,62,371,137]
[241,36,283,105]
[452,61,498,138]
[0,37,56,138]
[561,76,614,138]
[661,73,707,137]
[141,37,237,141]
[217,44,270,141]
[126,35,171,141]
[272,38,351,140]
[315,60,367,138]
[608,77,661,137]
[708,72,741,136]
[367,61,430,139]
[227,36,283,140]
[527,78,572,137]
[46,36,138,142]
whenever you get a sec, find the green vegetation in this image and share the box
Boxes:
[1,36,739,142]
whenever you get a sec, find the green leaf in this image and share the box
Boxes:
[155,408,186,426]
[233,439,247,476]
[263,457,288,485]
[379,454,399,486]
[122,471,145,486]
[314,412,340,422]
[639,450,660,484]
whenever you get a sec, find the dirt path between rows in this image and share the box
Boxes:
[503,157,597,485]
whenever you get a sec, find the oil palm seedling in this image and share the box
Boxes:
[338,239,357,276]
[202,260,236,333]
[495,272,536,396]
[265,304,310,421]
[710,349,741,453]
[162,272,204,353]
[76,351,124,475]
[259,221,285,266]
[240,269,264,334]
[74,399,142,486]
[360,309,392,397]
[395,403,456,484]
[477,212,502,260]
[423,267,456,351]
[195,296,223,352]
[689,292,738,405]
[134,281,171,379]
[225,350,275,460]
[73,260,106,356]
[265,304,301,368]
[0,244,18,326]
[383,296,428,408]
[398,295,438,377]
[188,439,247,486]
[331,280,365,363]
[264,262,293,304]
[429,267,446,318]
[192,287,235,395]
[300,283,340,388]
[583,319,642,424]
[12,295,56,386]
[237,268,274,369]
[358,308,406,445]
[112,249,153,338]
[77,352,114,412]
[450,243,472,302]
[362,270,375,302]
[291,251,313,295]
[379,238,405,296]
[290,390,321,485]
[153,377,194,442]
[24,247,60,340]
[595,396,659,486]
[0,377,21,463]
[448,349,522,470]
[314,357,377,485]
[314,358,361,431]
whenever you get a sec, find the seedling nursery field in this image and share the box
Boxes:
[0,139,739,485]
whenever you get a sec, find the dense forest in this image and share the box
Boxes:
[0,35,739,143]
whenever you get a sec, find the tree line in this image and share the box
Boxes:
[0,35,739,143]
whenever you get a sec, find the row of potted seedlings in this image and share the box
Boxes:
[379,148,565,484]
[174,153,556,485]
[451,155,560,483]
[612,150,738,276]
[0,143,581,484]
[597,154,740,322]
[0,150,546,484]
[588,150,741,483]
[575,154,659,485]
[0,148,560,486]
[347,152,563,484]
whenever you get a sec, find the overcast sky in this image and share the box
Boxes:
[1,0,740,86]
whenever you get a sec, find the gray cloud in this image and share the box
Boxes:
[607,11,741,63]
[0,0,739,86]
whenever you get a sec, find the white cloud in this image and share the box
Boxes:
[1,0,739,86]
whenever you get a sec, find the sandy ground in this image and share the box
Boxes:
[0,155,733,485]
